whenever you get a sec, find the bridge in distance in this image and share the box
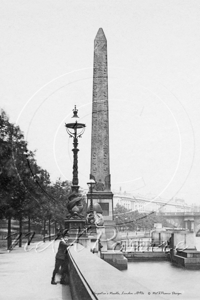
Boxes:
[113,194,200,234]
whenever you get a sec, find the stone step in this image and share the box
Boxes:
[176,249,200,258]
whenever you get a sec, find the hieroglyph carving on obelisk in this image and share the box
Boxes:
[90,28,111,192]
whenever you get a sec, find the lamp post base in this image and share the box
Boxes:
[71,185,79,193]
[64,219,87,245]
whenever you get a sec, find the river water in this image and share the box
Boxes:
[121,237,200,300]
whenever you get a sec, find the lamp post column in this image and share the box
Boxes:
[65,105,85,194]
[72,127,79,192]
[65,106,86,239]
[87,179,96,225]
[89,183,94,212]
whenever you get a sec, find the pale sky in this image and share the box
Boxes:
[1,0,200,205]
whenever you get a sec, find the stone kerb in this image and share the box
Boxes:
[68,243,162,300]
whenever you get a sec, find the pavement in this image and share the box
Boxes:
[0,240,72,300]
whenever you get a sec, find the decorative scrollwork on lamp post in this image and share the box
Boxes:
[65,105,86,193]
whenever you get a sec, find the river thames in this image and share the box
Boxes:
[122,237,200,300]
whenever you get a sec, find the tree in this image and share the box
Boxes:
[48,179,71,228]
[0,109,85,247]
[114,204,172,231]
[0,110,52,247]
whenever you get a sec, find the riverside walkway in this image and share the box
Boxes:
[0,240,72,300]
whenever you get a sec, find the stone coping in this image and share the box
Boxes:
[69,243,163,299]
[177,249,200,253]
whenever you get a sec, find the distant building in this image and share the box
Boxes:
[191,204,200,212]
[113,192,192,214]
[114,195,132,210]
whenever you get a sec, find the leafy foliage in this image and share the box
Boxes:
[114,204,172,230]
[0,110,73,229]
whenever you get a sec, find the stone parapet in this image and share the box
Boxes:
[124,251,169,261]
[68,243,163,300]
[173,253,200,269]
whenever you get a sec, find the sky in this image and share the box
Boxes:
[0,0,200,205]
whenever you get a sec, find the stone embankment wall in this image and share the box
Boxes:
[68,243,162,300]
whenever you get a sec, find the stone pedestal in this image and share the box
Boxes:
[173,250,200,269]
[86,225,108,253]
[87,224,97,236]
[101,251,128,270]
[87,192,113,221]
[64,218,86,231]
[96,226,108,252]
[96,225,105,236]
[64,218,88,247]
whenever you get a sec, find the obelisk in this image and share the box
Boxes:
[87,28,113,221]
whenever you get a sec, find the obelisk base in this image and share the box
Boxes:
[87,191,113,221]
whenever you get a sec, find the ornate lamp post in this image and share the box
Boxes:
[65,106,86,193]
[64,106,86,240]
